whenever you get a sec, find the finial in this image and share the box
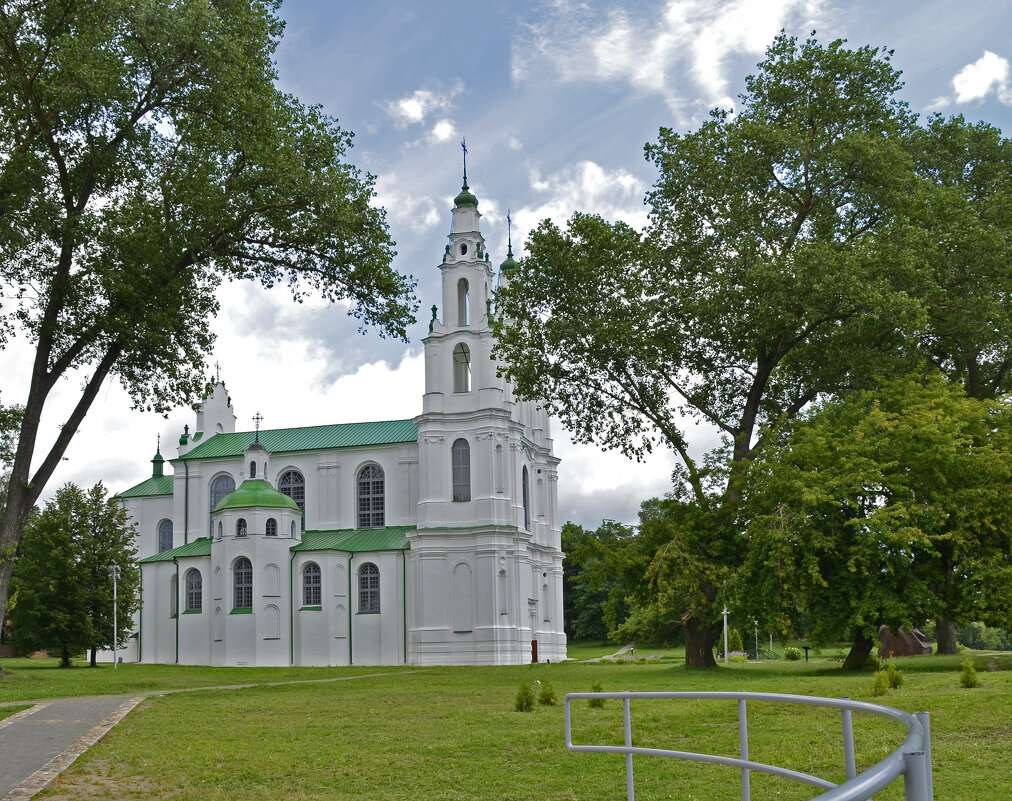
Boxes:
[156,433,161,454]
[253,412,263,443]
[215,360,220,383]
[460,137,468,189]
[429,304,438,333]
[506,208,514,257]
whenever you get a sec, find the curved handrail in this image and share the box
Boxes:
[563,691,933,801]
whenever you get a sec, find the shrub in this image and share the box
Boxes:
[885,661,904,689]
[784,646,801,661]
[588,679,605,708]
[960,658,980,689]
[871,671,890,697]
[538,677,557,706]
[729,628,744,653]
[514,681,535,712]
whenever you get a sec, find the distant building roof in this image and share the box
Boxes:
[138,537,213,563]
[178,420,418,460]
[116,475,174,499]
[292,526,414,553]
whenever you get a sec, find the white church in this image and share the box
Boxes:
[115,175,566,667]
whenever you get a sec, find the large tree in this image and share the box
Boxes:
[0,0,417,619]
[742,372,1012,668]
[495,33,919,666]
[8,482,140,666]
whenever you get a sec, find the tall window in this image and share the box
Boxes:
[209,474,235,535]
[452,438,471,502]
[522,466,530,530]
[303,563,321,606]
[457,277,469,326]
[359,563,380,613]
[357,465,385,527]
[278,470,306,531]
[265,517,277,537]
[236,518,247,537]
[452,343,471,393]
[158,519,173,553]
[250,460,257,478]
[233,557,252,610]
[185,569,202,611]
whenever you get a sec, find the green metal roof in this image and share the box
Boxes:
[139,537,212,563]
[291,526,414,553]
[213,479,300,512]
[179,419,417,460]
[116,474,174,499]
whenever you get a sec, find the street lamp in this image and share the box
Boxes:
[722,607,729,666]
[110,561,121,669]
[754,619,760,663]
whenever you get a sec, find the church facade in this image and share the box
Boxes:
[116,177,566,667]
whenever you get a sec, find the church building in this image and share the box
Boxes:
[115,175,566,666]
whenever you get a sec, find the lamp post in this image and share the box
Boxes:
[754,619,759,663]
[110,561,120,669]
[722,607,729,666]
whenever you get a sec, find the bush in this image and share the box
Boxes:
[784,646,801,661]
[885,661,904,689]
[514,681,535,712]
[729,628,744,653]
[538,677,557,706]
[871,671,890,697]
[588,679,605,708]
[960,658,980,689]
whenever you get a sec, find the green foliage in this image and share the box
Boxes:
[885,661,904,689]
[872,671,891,697]
[537,676,557,706]
[955,622,1012,651]
[9,483,139,666]
[562,520,635,642]
[729,628,745,653]
[960,658,980,689]
[514,681,535,712]
[784,646,801,661]
[588,679,605,708]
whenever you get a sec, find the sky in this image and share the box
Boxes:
[5,0,1012,529]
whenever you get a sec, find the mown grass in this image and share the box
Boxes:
[0,703,31,720]
[10,652,1009,801]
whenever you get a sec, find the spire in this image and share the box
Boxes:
[500,208,519,274]
[252,412,264,447]
[151,434,164,478]
[453,138,478,209]
[461,137,468,189]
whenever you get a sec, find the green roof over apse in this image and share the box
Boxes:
[213,479,300,512]
[179,419,418,461]
[139,537,212,564]
[116,474,174,499]
[291,526,414,553]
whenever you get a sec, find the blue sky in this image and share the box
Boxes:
[9,0,1012,528]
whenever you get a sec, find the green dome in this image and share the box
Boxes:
[454,181,478,208]
[499,246,519,273]
[213,479,300,513]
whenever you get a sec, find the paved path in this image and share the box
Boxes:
[0,670,414,800]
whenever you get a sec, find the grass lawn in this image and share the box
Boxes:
[0,703,31,721]
[2,652,1007,801]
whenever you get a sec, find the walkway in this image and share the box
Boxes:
[0,671,412,800]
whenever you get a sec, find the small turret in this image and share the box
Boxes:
[151,436,164,478]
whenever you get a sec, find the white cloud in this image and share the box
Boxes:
[373,172,444,233]
[383,81,464,127]
[952,50,1012,104]
[429,118,456,143]
[512,0,821,118]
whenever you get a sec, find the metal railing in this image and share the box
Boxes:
[563,691,933,801]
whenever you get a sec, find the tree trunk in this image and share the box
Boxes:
[60,644,71,668]
[842,627,874,670]
[90,646,97,667]
[683,613,717,668]
[935,616,957,654]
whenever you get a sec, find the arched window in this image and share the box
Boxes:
[359,563,380,613]
[522,466,530,531]
[185,569,202,611]
[233,557,252,610]
[357,465,385,528]
[291,520,296,537]
[217,521,222,540]
[303,562,321,606]
[158,519,173,553]
[209,474,235,535]
[457,277,469,326]
[452,342,470,393]
[250,460,256,478]
[265,518,277,537]
[236,518,247,537]
[278,470,306,531]
[452,439,470,502]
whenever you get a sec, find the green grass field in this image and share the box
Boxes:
[2,652,1010,800]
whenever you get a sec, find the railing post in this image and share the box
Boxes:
[624,695,634,801]
[841,697,857,780]
[915,712,934,800]
[738,698,750,801]
[903,751,929,801]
